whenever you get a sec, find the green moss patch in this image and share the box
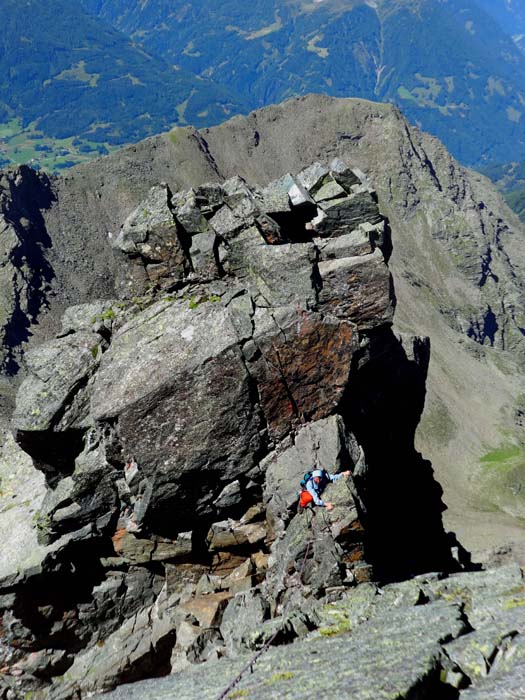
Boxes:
[317,604,353,637]
[267,672,294,683]
[188,294,221,309]
[318,621,352,637]
[476,444,525,518]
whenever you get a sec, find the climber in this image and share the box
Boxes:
[299,468,351,511]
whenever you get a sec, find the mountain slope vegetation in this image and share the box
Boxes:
[81,0,525,166]
[480,159,525,220]
[0,0,247,170]
[475,0,525,51]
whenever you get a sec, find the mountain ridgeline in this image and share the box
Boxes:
[1,93,525,697]
[0,137,460,696]
[2,95,525,537]
[2,0,525,172]
[81,0,525,166]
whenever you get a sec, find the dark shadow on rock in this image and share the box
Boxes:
[15,428,85,488]
[339,326,467,582]
[8,536,112,655]
[269,203,318,243]
[1,165,56,376]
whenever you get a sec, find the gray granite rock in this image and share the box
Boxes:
[317,248,394,328]
[459,635,525,699]
[90,296,264,529]
[188,231,219,280]
[262,415,356,536]
[113,184,190,294]
[330,157,362,190]
[0,159,447,700]
[207,519,267,551]
[59,301,120,337]
[13,331,101,433]
[312,190,382,237]
[223,175,260,220]
[259,174,294,215]
[220,588,270,654]
[51,595,178,698]
[37,435,118,543]
[311,176,348,203]
[263,476,363,612]
[96,600,466,700]
[171,189,211,236]
[229,236,318,308]
[209,204,245,239]
[0,430,47,585]
[314,222,380,259]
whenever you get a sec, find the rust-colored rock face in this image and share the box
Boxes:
[255,313,358,439]
[317,249,394,329]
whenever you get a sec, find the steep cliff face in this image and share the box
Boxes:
[0,168,55,380]
[3,95,524,553]
[0,161,457,698]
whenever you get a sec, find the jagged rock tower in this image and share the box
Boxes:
[1,159,454,697]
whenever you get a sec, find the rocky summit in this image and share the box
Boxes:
[3,95,525,558]
[1,152,524,700]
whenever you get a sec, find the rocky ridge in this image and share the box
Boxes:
[0,106,524,698]
[2,96,524,552]
[101,564,525,700]
[0,160,457,698]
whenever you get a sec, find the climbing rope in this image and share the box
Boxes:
[215,510,315,700]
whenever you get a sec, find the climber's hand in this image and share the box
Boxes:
[325,502,335,511]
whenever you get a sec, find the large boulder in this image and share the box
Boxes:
[112,184,191,295]
[90,296,264,531]
[317,248,395,328]
[249,309,359,440]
